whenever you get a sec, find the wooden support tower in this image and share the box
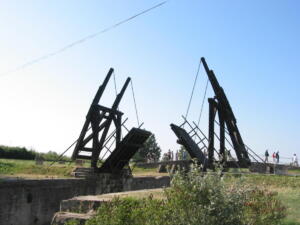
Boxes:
[72,68,130,169]
[72,68,151,174]
[171,57,251,170]
[201,57,251,167]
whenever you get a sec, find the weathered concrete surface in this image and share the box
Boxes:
[0,175,170,225]
[249,162,288,174]
[124,176,170,191]
[60,188,164,213]
[0,179,93,225]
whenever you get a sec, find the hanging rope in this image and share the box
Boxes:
[130,80,140,127]
[113,71,118,96]
[185,59,202,119]
[197,78,209,126]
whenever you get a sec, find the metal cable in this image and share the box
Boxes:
[185,59,202,119]
[130,80,140,127]
[48,126,92,168]
[0,1,168,77]
[214,120,265,164]
[197,78,209,126]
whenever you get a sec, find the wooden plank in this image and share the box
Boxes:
[171,124,208,166]
[76,155,92,160]
[81,148,93,152]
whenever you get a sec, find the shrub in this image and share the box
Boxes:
[86,197,169,225]
[84,167,286,225]
[164,170,246,225]
[64,219,81,225]
[0,145,36,160]
[0,145,70,161]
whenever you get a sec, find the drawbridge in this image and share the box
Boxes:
[71,68,151,174]
[171,57,265,170]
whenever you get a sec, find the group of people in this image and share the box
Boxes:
[265,149,298,166]
[166,149,179,161]
[264,150,280,163]
[162,149,188,161]
[162,148,298,166]
[146,152,157,163]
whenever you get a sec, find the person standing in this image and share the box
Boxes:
[292,154,298,166]
[265,150,269,162]
[183,150,187,160]
[276,151,279,164]
[272,152,276,163]
[168,149,171,161]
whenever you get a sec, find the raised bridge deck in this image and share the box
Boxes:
[98,128,151,173]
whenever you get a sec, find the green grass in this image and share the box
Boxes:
[223,174,300,224]
[0,159,167,178]
[131,166,168,176]
[277,188,300,225]
[0,159,75,178]
[288,168,300,175]
[225,173,300,188]
[0,159,166,178]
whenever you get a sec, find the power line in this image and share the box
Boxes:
[0,1,167,77]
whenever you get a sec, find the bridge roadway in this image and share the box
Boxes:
[135,160,300,174]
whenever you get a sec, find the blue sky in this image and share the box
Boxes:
[0,0,299,160]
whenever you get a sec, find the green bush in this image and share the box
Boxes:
[86,197,168,225]
[83,168,286,225]
[64,219,81,225]
[0,145,70,161]
[0,161,15,173]
[40,151,70,161]
[0,145,36,160]
[164,171,245,225]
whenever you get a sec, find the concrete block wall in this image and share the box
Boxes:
[0,175,170,225]
[124,176,170,191]
[249,162,288,174]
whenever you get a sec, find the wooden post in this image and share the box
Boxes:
[208,98,217,166]
[218,109,225,161]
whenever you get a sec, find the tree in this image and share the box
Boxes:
[132,134,161,162]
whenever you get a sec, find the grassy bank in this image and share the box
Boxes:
[253,175,300,225]
[228,175,300,225]
[277,188,300,225]
[131,166,168,176]
[0,159,167,178]
[0,159,75,178]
